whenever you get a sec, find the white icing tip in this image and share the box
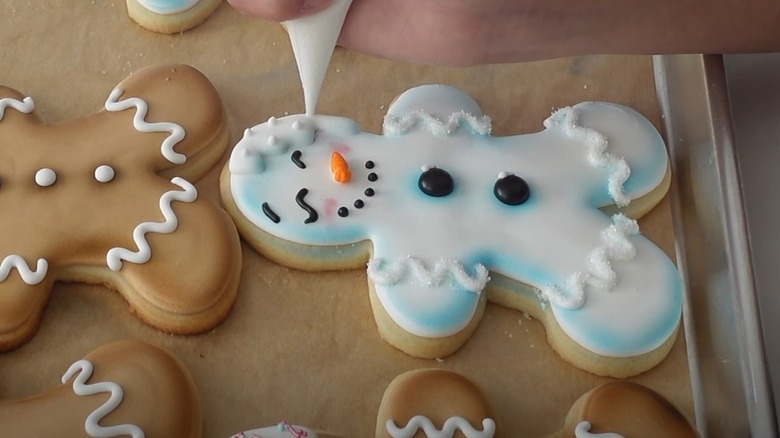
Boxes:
[268,135,279,146]
[498,171,511,179]
[268,116,278,126]
[244,127,253,137]
[292,120,304,130]
[35,168,57,187]
[94,165,115,183]
[285,0,353,115]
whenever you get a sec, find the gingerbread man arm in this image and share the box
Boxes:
[105,64,230,180]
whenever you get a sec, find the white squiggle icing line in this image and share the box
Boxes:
[384,110,492,136]
[106,177,197,271]
[544,107,631,207]
[0,255,48,285]
[574,421,625,438]
[61,359,145,438]
[104,88,187,165]
[0,96,34,121]
[386,416,496,438]
[538,214,639,310]
[368,256,489,293]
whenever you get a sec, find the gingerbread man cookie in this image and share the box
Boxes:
[220,84,681,377]
[552,381,699,438]
[0,64,241,351]
[377,369,499,438]
[0,340,201,437]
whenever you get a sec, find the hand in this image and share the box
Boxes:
[228,0,780,66]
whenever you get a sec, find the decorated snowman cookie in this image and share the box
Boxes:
[221,84,681,377]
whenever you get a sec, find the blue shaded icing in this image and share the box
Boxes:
[138,0,199,14]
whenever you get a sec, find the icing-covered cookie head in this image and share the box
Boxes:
[223,84,681,377]
[0,64,241,351]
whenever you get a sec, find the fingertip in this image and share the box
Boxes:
[227,0,334,21]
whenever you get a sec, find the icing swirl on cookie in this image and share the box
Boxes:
[104,88,187,165]
[107,177,198,271]
[0,255,48,285]
[0,96,34,120]
[386,416,496,438]
[62,359,145,438]
[574,421,625,438]
[368,257,490,293]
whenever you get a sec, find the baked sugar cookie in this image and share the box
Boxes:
[550,381,699,438]
[0,64,241,351]
[377,369,499,438]
[220,84,682,377]
[126,0,223,34]
[0,340,201,437]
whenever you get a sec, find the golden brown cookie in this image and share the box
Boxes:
[550,381,699,438]
[0,64,241,351]
[0,340,201,437]
[376,369,499,438]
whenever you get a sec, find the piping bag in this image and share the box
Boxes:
[284,0,354,116]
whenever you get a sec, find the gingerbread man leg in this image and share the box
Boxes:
[0,340,202,437]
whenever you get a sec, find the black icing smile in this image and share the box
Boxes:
[295,188,319,224]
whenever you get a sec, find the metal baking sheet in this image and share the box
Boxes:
[654,54,777,437]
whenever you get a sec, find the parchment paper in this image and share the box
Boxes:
[0,1,692,436]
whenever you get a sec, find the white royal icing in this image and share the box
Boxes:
[574,421,625,438]
[0,255,48,285]
[537,213,639,310]
[107,177,197,271]
[104,88,186,165]
[284,0,353,115]
[94,165,116,183]
[368,257,489,293]
[62,359,145,438]
[386,416,496,438]
[34,168,57,187]
[228,85,681,357]
[136,0,199,15]
[0,96,34,121]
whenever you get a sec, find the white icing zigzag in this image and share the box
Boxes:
[0,255,48,285]
[0,96,34,121]
[574,421,626,438]
[384,110,492,136]
[104,88,187,165]
[368,256,490,293]
[62,359,145,438]
[544,107,631,207]
[106,177,197,271]
[386,416,496,438]
[539,214,639,309]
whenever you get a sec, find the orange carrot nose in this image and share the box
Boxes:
[330,151,352,183]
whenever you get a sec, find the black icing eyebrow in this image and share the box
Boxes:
[262,202,281,223]
[295,188,319,224]
[291,150,306,169]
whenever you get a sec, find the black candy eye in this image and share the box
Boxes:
[494,172,530,205]
[418,166,454,197]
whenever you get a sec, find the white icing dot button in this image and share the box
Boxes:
[35,168,57,187]
[94,165,115,183]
